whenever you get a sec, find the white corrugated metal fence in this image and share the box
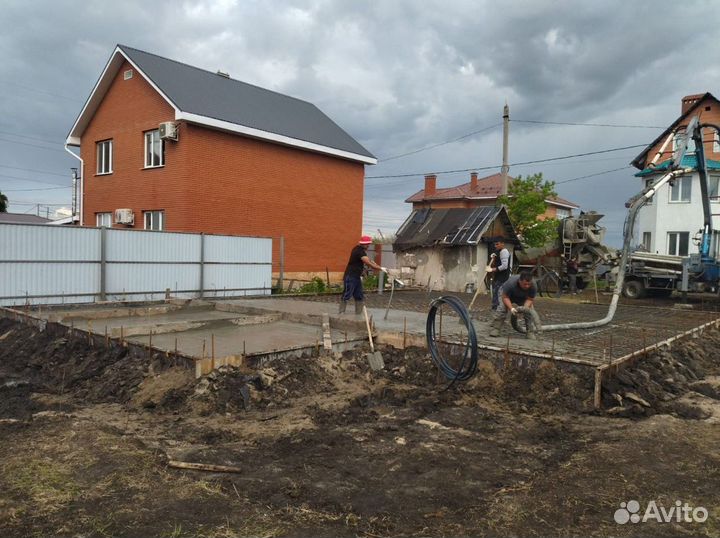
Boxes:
[0,223,272,306]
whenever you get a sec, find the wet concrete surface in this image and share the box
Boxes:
[23,289,720,368]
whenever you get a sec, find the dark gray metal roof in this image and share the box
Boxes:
[118,45,375,161]
[393,206,519,251]
[0,213,53,224]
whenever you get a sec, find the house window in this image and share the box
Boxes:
[669,176,691,203]
[642,232,651,251]
[710,175,720,201]
[644,178,654,205]
[673,130,696,157]
[96,212,112,227]
[96,140,113,174]
[144,210,164,231]
[556,208,570,219]
[667,232,689,256]
[144,130,165,168]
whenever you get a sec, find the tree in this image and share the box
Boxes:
[497,173,559,248]
[0,191,7,213]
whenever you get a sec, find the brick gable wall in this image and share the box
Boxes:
[81,60,365,273]
[642,96,720,169]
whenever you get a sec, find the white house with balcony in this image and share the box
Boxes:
[632,93,720,258]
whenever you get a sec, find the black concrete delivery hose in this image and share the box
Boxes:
[426,295,478,387]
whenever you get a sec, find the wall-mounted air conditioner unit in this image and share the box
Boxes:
[115,208,135,225]
[159,121,178,141]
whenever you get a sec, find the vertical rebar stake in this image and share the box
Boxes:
[642,328,647,359]
[403,317,407,350]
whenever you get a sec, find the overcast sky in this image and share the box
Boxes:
[2,0,720,245]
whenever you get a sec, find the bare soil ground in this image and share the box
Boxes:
[0,316,719,537]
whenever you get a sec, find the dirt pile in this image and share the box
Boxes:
[602,329,720,417]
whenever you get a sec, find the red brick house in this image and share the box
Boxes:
[65,45,376,277]
[406,172,579,219]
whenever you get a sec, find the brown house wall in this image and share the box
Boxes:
[642,96,720,169]
[81,60,365,273]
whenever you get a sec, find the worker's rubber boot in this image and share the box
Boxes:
[489,319,501,337]
[355,300,363,315]
[339,300,347,314]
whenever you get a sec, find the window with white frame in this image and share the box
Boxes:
[644,178,654,205]
[642,232,651,251]
[96,212,112,227]
[144,210,164,231]
[673,129,696,157]
[669,176,691,202]
[710,175,720,201]
[667,231,689,256]
[96,140,113,174]
[144,130,165,168]
[556,208,571,219]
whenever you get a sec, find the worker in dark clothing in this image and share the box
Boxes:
[489,271,539,339]
[566,256,579,294]
[340,235,387,314]
[488,237,511,310]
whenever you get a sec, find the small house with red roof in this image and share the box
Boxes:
[392,171,578,292]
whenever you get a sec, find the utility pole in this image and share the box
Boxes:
[500,102,510,195]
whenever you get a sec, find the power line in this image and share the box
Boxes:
[379,123,501,162]
[0,163,70,178]
[3,185,71,192]
[9,201,68,206]
[0,80,83,103]
[0,136,66,153]
[0,173,70,186]
[0,130,66,145]
[366,143,649,180]
[513,119,665,129]
[555,166,633,185]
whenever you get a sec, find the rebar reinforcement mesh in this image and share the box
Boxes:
[294,290,720,366]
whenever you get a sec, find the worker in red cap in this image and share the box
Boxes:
[340,235,387,314]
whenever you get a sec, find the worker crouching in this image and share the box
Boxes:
[489,271,540,339]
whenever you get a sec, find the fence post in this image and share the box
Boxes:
[199,232,205,298]
[278,235,285,291]
[99,226,107,302]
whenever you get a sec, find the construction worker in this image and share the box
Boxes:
[566,255,579,294]
[488,237,511,310]
[489,271,539,339]
[340,235,387,314]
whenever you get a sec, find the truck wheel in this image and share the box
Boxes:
[622,279,646,299]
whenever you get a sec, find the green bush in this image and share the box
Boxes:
[363,273,379,290]
[297,276,326,294]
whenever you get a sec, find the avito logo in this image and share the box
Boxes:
[614,499,708,524]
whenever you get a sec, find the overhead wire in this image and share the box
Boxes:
[379,123,501,162]
[512,119,665,129]
[366,143,648,181]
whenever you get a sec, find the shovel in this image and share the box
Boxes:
[383,274,405,320]
[362,305,384,371]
